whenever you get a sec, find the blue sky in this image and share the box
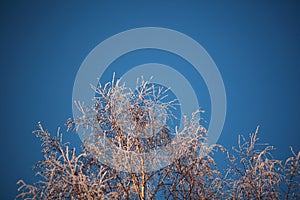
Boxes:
[1,1,300,199]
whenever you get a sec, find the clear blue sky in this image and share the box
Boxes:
[1,1,299,199]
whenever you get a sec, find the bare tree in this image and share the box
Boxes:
[225,127,282,199]
[17,77,299,199]
[283,147,300,200]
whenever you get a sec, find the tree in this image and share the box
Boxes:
[17,77,299,199]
